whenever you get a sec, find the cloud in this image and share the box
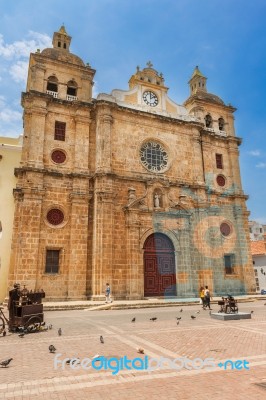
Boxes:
[248,150,261,156]
[0,95,6,107]
[0,108,21,123]
[253,217,266,225]
[92,80,99,98]
[10,61,28,83]
[256,162,266,168]
[0,31,51,60]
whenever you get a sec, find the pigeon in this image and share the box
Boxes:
[150,317,157,321]
[131,317,136,323]
[3,330,6,337]
[66,358,80,365]
[176,317,182,320]
[100,335,104,344]
[191,315,196,319]
[251,311,254,314]
[264,303,266,306]
[49,345,56,353]
[180,309,183,312]
[48,324,53,330]
[137,348,144,354]
[0,358,13,368]
[176,321,180,325]
[58,328,62,336]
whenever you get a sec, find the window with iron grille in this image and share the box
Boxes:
[216,153,223,169]
[45,250,60,274]
[224,254,234,275]
[54,121,66,141]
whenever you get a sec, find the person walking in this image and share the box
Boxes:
[200,286,205,309]
[204,285,212,310]
[105,283,112,303]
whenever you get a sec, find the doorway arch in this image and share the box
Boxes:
[144,233,176,297]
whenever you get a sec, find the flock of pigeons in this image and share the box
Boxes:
[0,305,261,368]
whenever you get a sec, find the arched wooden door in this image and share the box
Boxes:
[144,233,176,297]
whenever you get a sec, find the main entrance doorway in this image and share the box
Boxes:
[144,233,176,297]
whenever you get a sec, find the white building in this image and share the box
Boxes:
[249,220,265,241]
[250,237,266,293]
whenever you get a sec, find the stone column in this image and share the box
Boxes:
[24,99,47,169]
[95,110,113,173]
[74,110,91,174]
[67,190,90,299]
[228,137,243,193]
[9,185,44,290]
[91,180,115,300]
[192,131,205,185]
[125,210,143,299]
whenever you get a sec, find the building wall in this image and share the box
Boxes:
[7,27,255,300]
[253,257,266,292]
[0,136,22,302]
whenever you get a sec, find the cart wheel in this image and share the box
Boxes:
[24,316,42,329]
[0,316,5,335]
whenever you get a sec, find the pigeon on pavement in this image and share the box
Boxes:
[100,335,104,344]
[49,345,56,353]
[0,358,13,368]
[176,317,182,320]
[58,328,62,336]
[131,317,136,322]
[137,348,144,354]
[180,309,183,312]
[150,317,157,321]
[191,315,196,319]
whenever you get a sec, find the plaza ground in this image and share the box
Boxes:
[0,300,266,399]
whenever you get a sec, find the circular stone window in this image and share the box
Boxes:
[140,141,168,173]
[51,150,66,164]
[220,222,231,237]
[216,175,226,187]
[47,209,64,226]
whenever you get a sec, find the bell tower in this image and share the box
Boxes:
[189,66,207,96]
[9,27,96,300]
[52,25,71,51]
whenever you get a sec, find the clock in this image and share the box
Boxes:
[140,141,168,172]
[143,91,158,107]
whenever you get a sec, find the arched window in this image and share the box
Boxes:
[205,114,212,128]
[67,80,77,97]
[47,76,58,93]
[218,117,225,131]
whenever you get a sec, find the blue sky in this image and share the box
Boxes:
[0,0,266,223]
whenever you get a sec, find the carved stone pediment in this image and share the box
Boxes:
[123,188,148,211]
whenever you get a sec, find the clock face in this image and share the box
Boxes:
[140,141,168,173]
[143,91,158,107]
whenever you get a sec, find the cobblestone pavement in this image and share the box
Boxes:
[0,300,266,400]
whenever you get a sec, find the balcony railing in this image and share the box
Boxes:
[205,127,227,137]
[46,90,58,98]
[66,95,78,101]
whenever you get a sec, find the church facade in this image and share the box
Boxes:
[8,26,255,300]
